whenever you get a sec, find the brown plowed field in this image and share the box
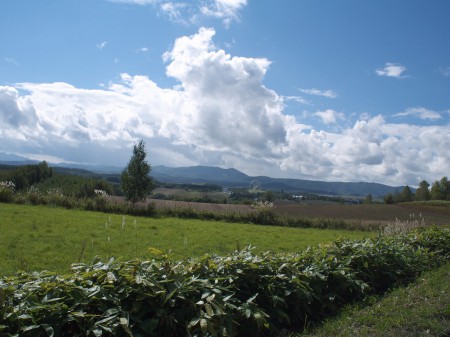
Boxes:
[111,196,450,227]
[274,203,450,226]
[110,196,252,215]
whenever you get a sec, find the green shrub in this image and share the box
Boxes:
[0,189,14,203]
[0,181,15,203]
[249,201,280,226]
[0,227,448,336]
[26,185,42,205]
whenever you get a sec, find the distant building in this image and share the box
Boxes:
[292,195,305,200]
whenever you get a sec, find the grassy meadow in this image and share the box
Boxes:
[0,203,374,276]
[299,262,450,337]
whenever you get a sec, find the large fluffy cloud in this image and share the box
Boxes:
[0,86,37,128]
[0,28,448,186]
[162,28,286,156]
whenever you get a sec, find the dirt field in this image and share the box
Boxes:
[149,198,252,214]
[274,202,450,226]
[132,198,450,227]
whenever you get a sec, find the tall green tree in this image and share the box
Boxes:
[121,140,153,205]
[440,176,450,200]
[399,185,414,202]
[430,181,440,200]
[415,180,430,201]
[384,193,395,204]
[429,176,450,200]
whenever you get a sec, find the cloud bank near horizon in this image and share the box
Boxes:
[0,28,448,186]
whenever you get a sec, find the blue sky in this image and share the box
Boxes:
[0,0,449,186]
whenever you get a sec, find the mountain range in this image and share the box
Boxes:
[150,166,404,197]
[0,153,404,197]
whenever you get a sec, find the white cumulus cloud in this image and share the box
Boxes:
[300,88,337,98]
[162,27,286,156]
[0,86,38,129]
[394,107,443,121]
[159,2,190,24]
[314,109,344,125]
[200,0,247,27]
[376,62,407,78]
[109,0,247,27]
[96,41,108,50]
[1,28,448,186]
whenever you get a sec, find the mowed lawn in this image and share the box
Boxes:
[0,203,374,275]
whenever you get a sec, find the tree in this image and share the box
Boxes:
[440,176,450,200]
[430,176,450,200]
[264,191,275,202]
[384,193,395,204]
[121,140,153,205]
[415,180,430,201]
[364,193,373,204]
[398,185,414,202]
[430,180,444,200]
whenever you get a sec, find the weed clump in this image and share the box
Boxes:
[0,181,15,202]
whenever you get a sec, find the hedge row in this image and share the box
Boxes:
[1,192,369,231]
[0,226,449,337]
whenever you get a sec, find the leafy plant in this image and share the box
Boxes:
[249,201,279,226]
[0,226,448,336]
[0,181,15,203]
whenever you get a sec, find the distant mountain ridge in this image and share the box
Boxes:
[0,153,123,174]
[151,166,249,184]
[0,153,404,197]
[151,165,403,197]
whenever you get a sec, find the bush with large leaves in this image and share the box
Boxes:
[0,227,448,336]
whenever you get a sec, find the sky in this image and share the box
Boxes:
[0,0,449,186]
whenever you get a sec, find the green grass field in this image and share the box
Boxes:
[299,262,450,337]
[0,203,374,275]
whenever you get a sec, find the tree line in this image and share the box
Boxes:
[384,176,450,204]
[0,140,154,204]
[0,161,114,198]
[0,161,53,190]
